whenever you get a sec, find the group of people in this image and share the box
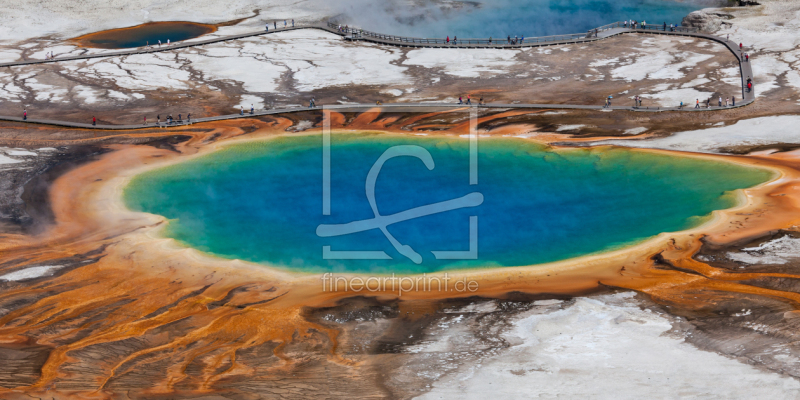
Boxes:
[44,51,56,60]
[267,19,294,31]
[623,20,646,29]
[151,113,190,127]
[507,35,524,45]
[693,95,737,108]
[457,95,484,105]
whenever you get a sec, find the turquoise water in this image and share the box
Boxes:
[338,0,705,38]
[124,134,772,274]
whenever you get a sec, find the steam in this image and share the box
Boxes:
[327,0,723,38]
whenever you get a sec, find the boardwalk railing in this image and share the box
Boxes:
[594,21,697,33]
[327,21,697,45]
[326,22,589,45]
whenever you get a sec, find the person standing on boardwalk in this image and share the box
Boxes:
[732,96,735,106]
[157,114,160,127]
[479,96,484,105]
[178,114,182,122]
[718,96,722,107]
[454,36,458,45]
[167,39,170,46]
[266,23,269,31]
[23,109,27,121]
[284,20,287,27]
[447,36,450,44]
[745,53,749,62]
[250,104,254,114]
[725,97,729,107]
[292,19,295,27]
[521,35,525,43]
[739,43,743,51]
[143,116,147,125]
[158,40,161,47]
[663,22,666,31]
[187,113,191,124]
[274,21,277,29]
[467,95,471,105]
[92,116,96,126]
[679,100,684,109]
[458,96,463,104]
[240,107,244,115]
[695,99,700,108]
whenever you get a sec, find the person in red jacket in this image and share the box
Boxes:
[92,116,96,126]
[23,109,27,120]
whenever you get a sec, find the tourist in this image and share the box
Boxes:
[187,113,192,124]
[623,20,627,28]
[284,20,287,27]
[447,36,450,44]
[454,36,458,45]
[479,96,484,105]
[92,116,96,126]
[732,96,736,106]
[274,21,277,29]
[240,107,244,115]
[266,23,269,31]
[739,42,743,51]
[143,116,147,125]
[23,109,27,120]
[292,19,295,27]
[706,98,710,108]
[663,22,666,31]
[458,96,463,104]
[467,95,471,105]
[679,100,683,109]
[507,35,511,44]
[718,96,722,107]
[639,97,643,107]
[748,81,752,92]
[745,53,749,62]
[725,97,729,107]
[250,104,254,114]
[158,40,162,47]
[178,113,182,122]
[604,97,609,108]
[157,114,160,126]
[489,37,492,44]
[167,39,170,46]
[727,34,729,40]
[695,99,700,109]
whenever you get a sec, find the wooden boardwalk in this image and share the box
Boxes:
[0,21,755,130]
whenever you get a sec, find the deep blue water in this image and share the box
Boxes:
[124,134,772,274]
[335,0,705,38]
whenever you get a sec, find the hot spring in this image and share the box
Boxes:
[123,133,773,274]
